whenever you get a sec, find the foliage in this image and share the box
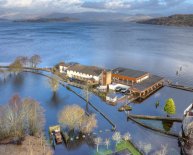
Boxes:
[162,120,173,132]
[48,76,59,93]
[59,104,85,130]
[82,84,92,102]
[16,56,29,67]
[112,132,121,145]
[155,100,160,108]
[30,54,41,68]
[138,141,151,155]
[164,98,176,115]
[116,140,141,155]
[58,104,97,133]
[122,132,131,141]
[66,86,71,91]
[79,114,97,134]
[9,59,23,73]
[9,55,41,70]
[154,145,168,155]
[0,95,45,143]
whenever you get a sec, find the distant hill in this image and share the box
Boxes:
[15,17,79,23]
[137,14,193,27]
[12,12,153,23]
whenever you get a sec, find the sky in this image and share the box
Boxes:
[0,0,193,18]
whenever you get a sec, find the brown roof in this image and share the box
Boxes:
[112,67,148,78]
[133,75,164,92]
[67,64,103,76]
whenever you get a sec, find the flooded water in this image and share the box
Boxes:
[0,21,193,154]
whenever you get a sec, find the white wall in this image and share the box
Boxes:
[106,96,117,102]
[59,66,68,73]
[67,70,100,81]
[136,75,149,83]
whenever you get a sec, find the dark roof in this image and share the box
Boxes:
[133,75,164,92]
[67,64,103,76]
[112,67,148,78]
[57,62,79,67]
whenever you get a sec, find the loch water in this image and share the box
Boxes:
[0,21,193,154]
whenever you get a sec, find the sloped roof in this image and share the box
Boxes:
[112,67,148,78]
[133,75,164,92]
[67,64,103,76]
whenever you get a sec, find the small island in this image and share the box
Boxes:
[137,14,193,27]
[15,17,79,23]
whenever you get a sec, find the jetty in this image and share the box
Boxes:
[128,114,182,122]
[128,115,180,138]
[167,83,193,92]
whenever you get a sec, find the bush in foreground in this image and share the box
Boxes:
[0,95,45,143]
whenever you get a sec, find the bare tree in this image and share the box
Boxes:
[112,132,121,146]
[143,143,152,155]
[48,76,60,93]
[23,98,45,136]
[79,114,97,134]
[0,95,45,142]
[82,83,92,112]
[94,137,102,152]
[154,145,168,155]
[122,132,131,141]
[137,141,152,155]
[58,105,85,130]
[104,138,110,149]
[16,56,29,67]
[30,55,41,68]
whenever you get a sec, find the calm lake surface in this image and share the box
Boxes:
[0,21,193,155]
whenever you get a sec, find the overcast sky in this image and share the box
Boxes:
[0,0,193,18]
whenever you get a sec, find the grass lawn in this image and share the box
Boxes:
[116,140,142,155]
[96,149,113,155]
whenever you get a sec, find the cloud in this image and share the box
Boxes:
[1,0,82,8]
[2,0,33,8]
[0,0,192,18]
[105,0,131,9]
[82,0,190,14]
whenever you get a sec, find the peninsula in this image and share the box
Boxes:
[137,14,193,27]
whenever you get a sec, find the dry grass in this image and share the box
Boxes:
[0,136,53,155]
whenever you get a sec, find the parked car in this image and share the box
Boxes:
[120,88,128,93]
[115,87,122,92]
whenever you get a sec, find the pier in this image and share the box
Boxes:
[128,114,182,122]
[166,83,193,92]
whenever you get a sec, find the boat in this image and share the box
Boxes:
[184,103,193,117]
[49,125,63,145]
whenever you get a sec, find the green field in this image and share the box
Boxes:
[116,140,142,155]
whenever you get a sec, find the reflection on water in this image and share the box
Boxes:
[162,120,174,132]
[1,72,192,155]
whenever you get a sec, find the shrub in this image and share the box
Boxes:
[58,105,97,133]
[0,95,45,142]
[164,98,176,115]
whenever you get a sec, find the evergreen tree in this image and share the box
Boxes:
[164,98,176,116]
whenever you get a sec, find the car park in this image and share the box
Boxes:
[115,87,122,92]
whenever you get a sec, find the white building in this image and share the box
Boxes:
[67,64,103,82]
[106,93,118,102]
[57,62,69,73]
